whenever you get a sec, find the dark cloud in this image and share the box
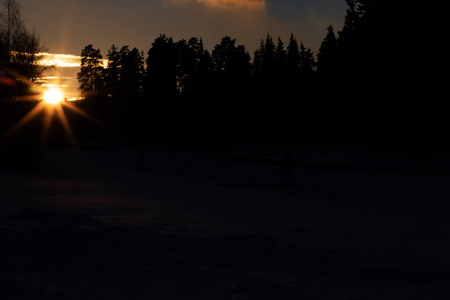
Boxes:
[266,0,346,22]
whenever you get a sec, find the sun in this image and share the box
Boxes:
[3,85,96,148]
[43,88,64,104]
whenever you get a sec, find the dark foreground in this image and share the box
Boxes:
[1,147,449,300]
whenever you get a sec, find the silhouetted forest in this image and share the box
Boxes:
[1,0,446,162]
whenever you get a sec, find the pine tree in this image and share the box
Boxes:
[275,37,287,73]
[253,39,264,76]
[77,44,104,97]
[317,26,338,74]
[197,38,212,75]
[286,33,300,75]
[262,34,276,73]
[105,44,120,96]
[338,0,360,53]
[174,39,189,94]
[145,34,177,100]
[212,36,250,76]
[120,47,144,100]
[299,43,315,74]
[179,37,212,99]
[337,0,374,70]
[178,37,212,94]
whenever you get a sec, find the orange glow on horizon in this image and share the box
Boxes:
[38,52,108,68]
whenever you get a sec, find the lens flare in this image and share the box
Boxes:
[43,88,64,104]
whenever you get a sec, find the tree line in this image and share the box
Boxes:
[76,0,396,151]
[77,33,319,101]
[76,33,321,147]
[78,0,384,103]
[2,0,443,158]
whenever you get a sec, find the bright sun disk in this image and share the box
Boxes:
[43,88,64,104]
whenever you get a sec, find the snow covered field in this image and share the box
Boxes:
[1,146,449,299]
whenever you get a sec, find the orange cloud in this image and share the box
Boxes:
[172,0,266,10]
[38,53,107,68]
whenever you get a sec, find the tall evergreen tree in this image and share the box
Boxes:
[77,44,104,97]
[286,33,301,75]
[145,34,177,100]
[299,43,315,74]
[234,45,251,76]
[317,25,338,74]
[338,0,359,50]
[337,0,375,71]
[275,37,287,73]
[120,47,144,100]
[176,37,212,94]
[262,34,276,73]
[104,44,120,96]
[196,38,212,75]
[174,39,189,94]
[179,37,212,100]
[212,36,250,76]
[119,46,130,63]
[252,39,264,76]
[253,35,278,76]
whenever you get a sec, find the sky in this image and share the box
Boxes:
[18,0,347,96]
[21,0,347,56]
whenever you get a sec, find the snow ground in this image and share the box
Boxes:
[1,146,449,300]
